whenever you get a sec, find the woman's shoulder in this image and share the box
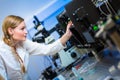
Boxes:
[0,41,6,54]
[22,39,35,48]
[0,40,4,47]
[0,40,10,51]
[22,39,33,45]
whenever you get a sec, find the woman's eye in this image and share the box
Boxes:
[21,27,25,30]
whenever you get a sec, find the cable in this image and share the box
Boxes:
[106,0,117,15]
[98,0,118,16]
[104,0,112,15]
[98,5,108,16]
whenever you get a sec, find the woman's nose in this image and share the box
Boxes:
[24,29,28,34]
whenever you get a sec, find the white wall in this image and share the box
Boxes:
[0,0,56,37]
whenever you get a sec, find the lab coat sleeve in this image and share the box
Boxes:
[0,55,8,80]
[23,39,66,55]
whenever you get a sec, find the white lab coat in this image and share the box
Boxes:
[0,39,65,80]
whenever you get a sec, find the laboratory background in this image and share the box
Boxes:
[1,0,120,80]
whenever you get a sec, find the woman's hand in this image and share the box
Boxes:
[65,21,73,38]
[60,21,73,46]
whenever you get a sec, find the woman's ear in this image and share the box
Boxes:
[8,27,14,35]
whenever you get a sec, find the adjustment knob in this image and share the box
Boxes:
[71,52,77,58]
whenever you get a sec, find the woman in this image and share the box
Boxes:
[0,15,72,80]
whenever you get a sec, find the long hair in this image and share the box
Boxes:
[2,15,26,73]
[2,15,24,46]
[0,74,4,80]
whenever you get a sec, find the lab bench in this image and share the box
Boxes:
[54,55,120,80]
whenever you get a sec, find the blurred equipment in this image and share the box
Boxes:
[65,0,104,48]
[56,11,89,67]
[64,0,106,61]
[92,0,120,16]
[41,66,57,80]
[53,75,66,80]
[33,16,49,37]
[32,15,55,44]
[65,0,120,48]
[58,46,88,67]
[56,10,80,47]
[64,0,120,61]
[95,14,120,52]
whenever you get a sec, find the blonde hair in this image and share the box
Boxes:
[2,15,25,73]
[0,74,4,80]
[2,15,24,46]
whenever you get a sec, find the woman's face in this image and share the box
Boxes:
[12,21,27,41]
